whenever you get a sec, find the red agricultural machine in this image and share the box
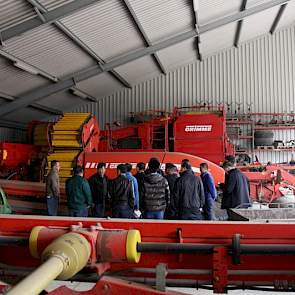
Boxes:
[1,215,295,294]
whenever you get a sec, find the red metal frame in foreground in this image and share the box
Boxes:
[1,215,295,294]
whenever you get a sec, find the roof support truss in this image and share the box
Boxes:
[234,0,247,47]
[122,0,167,74]
[270,3,287,34]
[25,0,132,89]
[0,0,99,41]
[0,0,289,117]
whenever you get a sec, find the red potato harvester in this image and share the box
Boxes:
[1,215,295,294]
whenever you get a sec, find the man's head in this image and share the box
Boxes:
[225,155,236,166]
[136,162,145,173]
[125,163,132,173]
[148,158,160,173]
[51,160,60,172]
[222,160,235,173]
[200,162,208,174]
[74,165,83,176]
[165,163,177,175]
[180,160,191,173]
[117,164,127,175]
[97,162,106,176]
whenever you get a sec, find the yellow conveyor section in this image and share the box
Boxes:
[47,113,91,181]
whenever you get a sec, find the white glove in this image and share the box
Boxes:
[134,209,142,219]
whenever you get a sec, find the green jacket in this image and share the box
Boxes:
[66,175,93,210]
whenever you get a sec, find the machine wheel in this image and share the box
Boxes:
[254,130,274,146]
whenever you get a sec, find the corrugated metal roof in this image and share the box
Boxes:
[156,39,196,70]
[199,23,236,56]
[199,0,241,24]
[37,90,86,110]
[0,56,49,96]
[0,0,36,31]
[277,0,295,29]
[61,0,145,61]
[114,56,159,85]
[77,73,124,99]
[37,0,75,11]
[3,24,94,77]
[127,0,193,43]
[240,6,278,43]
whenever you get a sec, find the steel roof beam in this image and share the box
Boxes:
[0,119,27,130]
[234,0,247,47]
[122,0,166,74]
[0,0,99,42]
[0,91,62,115]
[26,0,132,88]
[29,103,63,115]
[25,0,131,88]
[270,3,287,34]
[0,0,289,117]
[191,0,202,61]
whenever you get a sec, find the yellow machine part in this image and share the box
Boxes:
[33,123,50,146]
[47,113,92,182]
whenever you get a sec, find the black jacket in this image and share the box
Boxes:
[108,174,134,209]
[135,172,145,210]
[165,174,179,193]
[143,173,170,212]
[88,173,108,206]
[221,168,251,209]
[171,170,205,218]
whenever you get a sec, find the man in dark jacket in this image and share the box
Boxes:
[66,166,93,217]
[134,162,145,211]
[171,161,205,220]
[200,163,217,220]
[142,158,170,219]
[221,161,251,211]
[164,163,179,219]
[88,162,108,217]
[46,160,60,216]
[108,164,134,218]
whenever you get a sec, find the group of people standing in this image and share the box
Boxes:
[46,155,251,220]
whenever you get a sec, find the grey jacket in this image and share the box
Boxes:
[46,168,60,198]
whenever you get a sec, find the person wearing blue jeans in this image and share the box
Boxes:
[142,158,170,220]
[125,163,139,211]
[200,162,217,220]
[88,162,109,217]
[46,160,60,216]
[108,164,134,218]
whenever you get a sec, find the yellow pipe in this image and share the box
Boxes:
[6,256,64,295]
[7,232,91,295]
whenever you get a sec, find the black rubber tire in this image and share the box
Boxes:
[254,130,274,146]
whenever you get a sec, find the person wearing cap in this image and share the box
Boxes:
[200,162,217,220]
[88,162,109,217]
[171,160,205,220]
[221,160,251,212]
[108,164,134,218]
[142,158,170,219]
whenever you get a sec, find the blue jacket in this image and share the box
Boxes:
[126,172,139,210]
[200,172,217,201]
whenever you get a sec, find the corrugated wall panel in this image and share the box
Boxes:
[72,24,295,163]
[0,127,26,143]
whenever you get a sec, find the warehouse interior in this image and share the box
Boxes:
[1,0,295,294]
